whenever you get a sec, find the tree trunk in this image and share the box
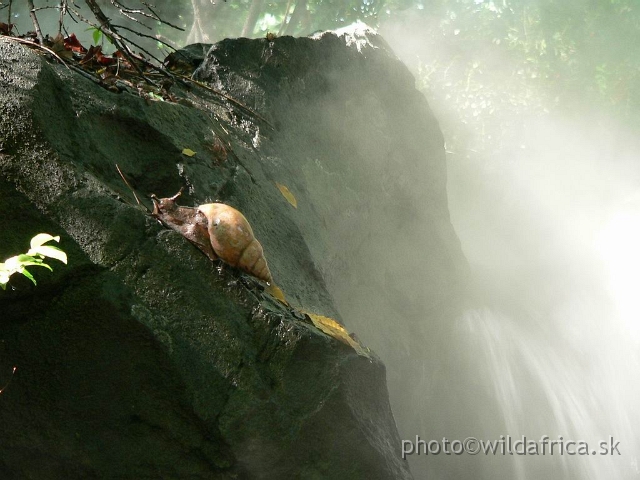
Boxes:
[284,0,307,36]
[241,0,265,37]
[187,0,225,44]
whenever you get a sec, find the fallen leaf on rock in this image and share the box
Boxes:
[81,45,115,66]
[303,311,369,357]
[0,22,15,36]
[276,183,297,208]
[50,34,74,60]
[147,92,164,102]
[265,283,288,305]
[182,148,196,157]
[63,33,87,54]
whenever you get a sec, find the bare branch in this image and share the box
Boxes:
[116,164,149,211]
[112,23,178,54]
[110,0,150,18]
[110,23,172,63]
[110,1,150,27]
[5,37,70,68]
[141,2,185,31]
[173,72,275,129]
[26,0,44,44]
[108,0,185,32]
[187,0,206,43]
[31,6,61,12]
[58,0,68,37]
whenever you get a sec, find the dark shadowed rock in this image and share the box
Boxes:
[0,24,465,479]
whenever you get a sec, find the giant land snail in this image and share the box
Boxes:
[150,188,273,284]
[116,165,277,289]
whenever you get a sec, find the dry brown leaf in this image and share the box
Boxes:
[303,311,369,357]
[63,33,87,53]
[80,45,116,66]
[0,22,15,36]
[276,183,297,208]
[50,34,74,60]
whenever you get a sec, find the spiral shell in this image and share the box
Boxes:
[198,203,272,283]
[150,190,273,284]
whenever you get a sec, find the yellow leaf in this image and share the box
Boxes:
[276,183,297,208]
[303,311,369,357]
[266,283,288,306]
[182,148,197,157]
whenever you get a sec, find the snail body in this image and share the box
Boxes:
[151,189,273,283]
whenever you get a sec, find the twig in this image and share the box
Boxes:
[26,0,44,44]
[67,61,104,84]
[141,2,185,31]
[174,72,274,129]
[6,36,70,69]
[109,24,164,63]
[208,115,257,184]
[7,0,12,25]
[112,23,178,57]
[65,5,78,25]
[31,5,61,12]
[110,0,152,26]
[58,0,68,37]
[109,0,184,31]
[187,0,204,43]
[116,164,151,213]
[0,366,17,395]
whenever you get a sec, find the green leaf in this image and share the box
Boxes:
[21,268,37,286]
[2,233,66,291]
[93,28,102,45]
[4,255,23,271]
[10,255,52,271]
[25,262,53,271]
[30,234,60,249]
[17,254,42,263]
[28,245,67,264]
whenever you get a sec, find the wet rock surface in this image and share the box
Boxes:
[0,24,464,479]
[192,24,470,478]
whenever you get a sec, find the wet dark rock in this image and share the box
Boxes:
[192,24,470,479]
[164,42,214,73]
[0,23,464,479]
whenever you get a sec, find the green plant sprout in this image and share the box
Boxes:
[0,234,68,290]
[85,26,103,46]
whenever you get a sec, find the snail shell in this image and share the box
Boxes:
[198,203,272,283]
[151,190,273,284]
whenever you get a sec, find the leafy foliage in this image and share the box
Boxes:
[0,234,68,290]
[415,0,639,158]
[178,0,639,132]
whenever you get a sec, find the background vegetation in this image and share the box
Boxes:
[4,0,638,161]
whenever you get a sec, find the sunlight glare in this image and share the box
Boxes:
[596,208,640,341]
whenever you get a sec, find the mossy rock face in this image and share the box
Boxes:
[0,20,470,477]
